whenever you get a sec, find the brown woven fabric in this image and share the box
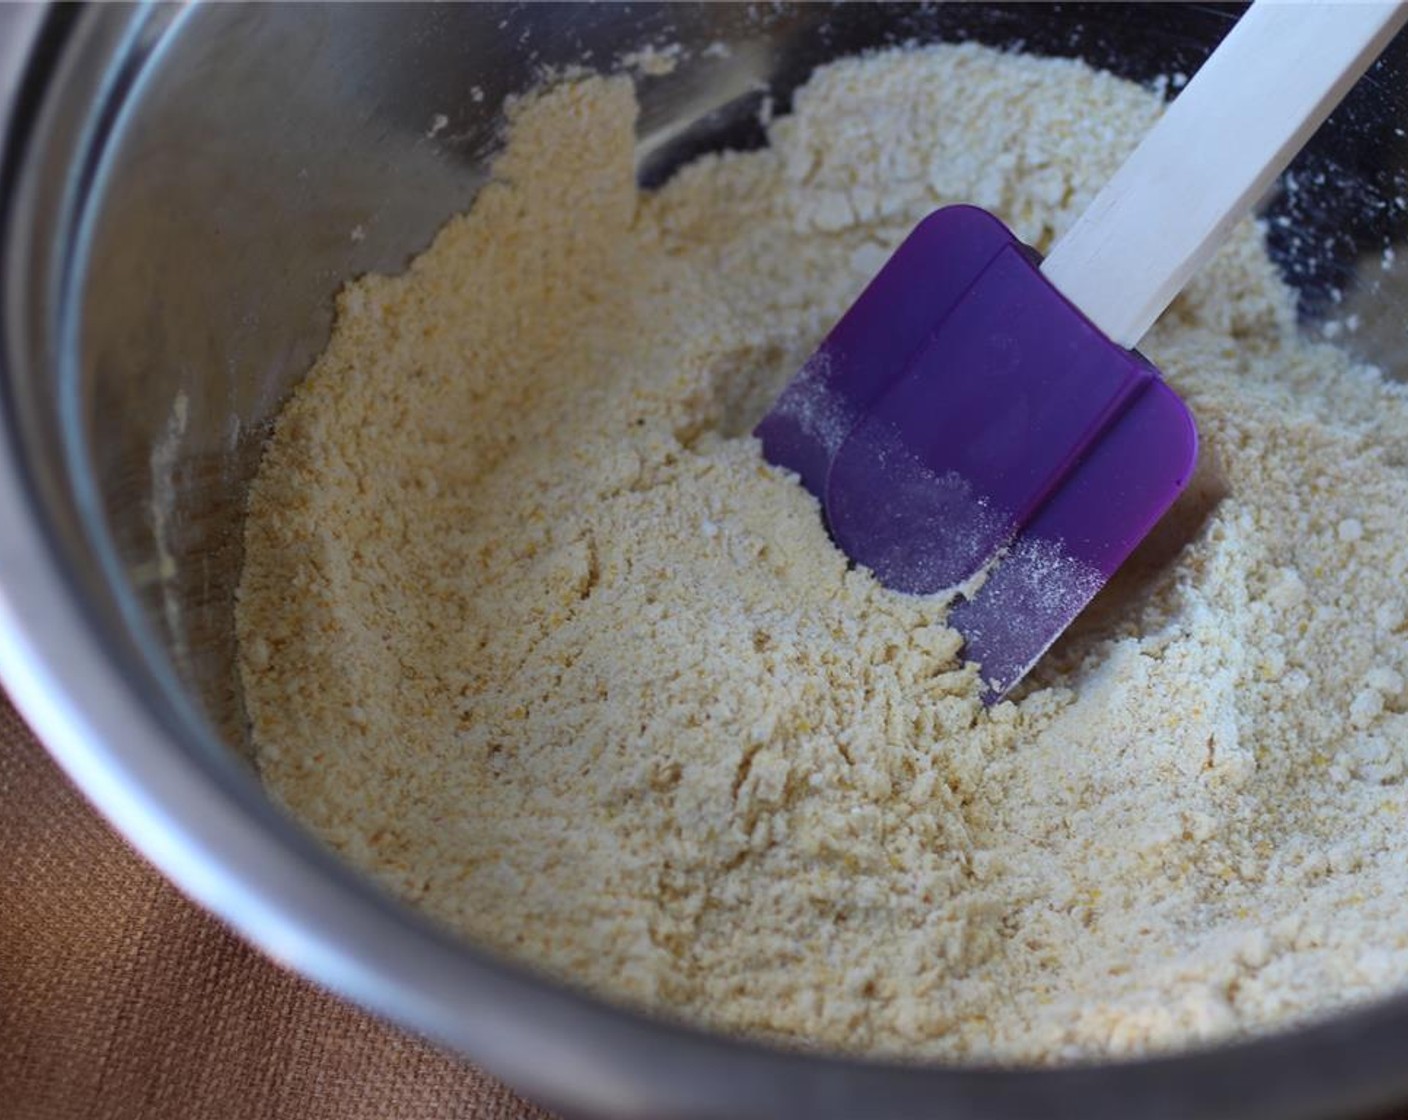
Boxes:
[0,692,557,1120]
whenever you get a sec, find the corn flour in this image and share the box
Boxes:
[237,44,1408,1063]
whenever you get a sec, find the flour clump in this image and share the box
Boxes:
[237,44,1408,1063]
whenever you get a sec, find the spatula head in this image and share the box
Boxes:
[755,205,1197,698]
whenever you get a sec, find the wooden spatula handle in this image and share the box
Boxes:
[1040,0,1407,350]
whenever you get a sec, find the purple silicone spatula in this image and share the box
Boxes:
[756,0,1406,699]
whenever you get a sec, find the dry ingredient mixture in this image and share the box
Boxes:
[236,44,1408,1063]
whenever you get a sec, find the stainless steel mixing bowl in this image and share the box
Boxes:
[6,4,1408,1116]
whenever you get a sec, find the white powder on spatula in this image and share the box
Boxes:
[236,44,1408,1063]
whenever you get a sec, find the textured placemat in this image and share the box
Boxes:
[0,693,557,1120]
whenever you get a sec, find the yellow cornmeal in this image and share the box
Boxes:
[237,44,1408,1063]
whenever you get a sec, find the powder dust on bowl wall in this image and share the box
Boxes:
[235,43,1408,1064]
